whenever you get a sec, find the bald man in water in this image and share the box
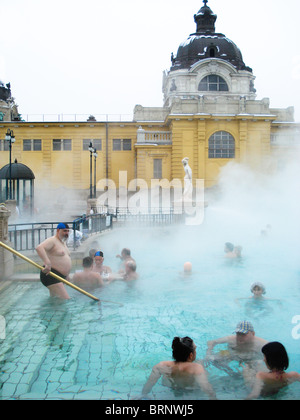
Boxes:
[36,223,72,299]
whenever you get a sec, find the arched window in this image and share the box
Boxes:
[209,131,235,158]
[209,48,216,58]
[198,75,229,92]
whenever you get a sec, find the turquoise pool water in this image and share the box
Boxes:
[0,214,300,400]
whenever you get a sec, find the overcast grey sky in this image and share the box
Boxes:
[1,0,299,121]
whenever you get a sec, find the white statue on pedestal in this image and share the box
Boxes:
[182,157,193,201]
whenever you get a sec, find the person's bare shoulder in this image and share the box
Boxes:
[256,371,268,380]
[36,235,56,251]
[72,272,83,282]
[287,372,300,382]
[191,362,205,375]
[255,336,268,346]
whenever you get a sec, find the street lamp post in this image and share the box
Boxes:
[88,141,94,199]
[93,148,98,199]
[5,129,15,200]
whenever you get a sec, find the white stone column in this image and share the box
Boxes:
[0,204,14,280]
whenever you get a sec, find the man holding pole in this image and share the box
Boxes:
[36,223,72,299]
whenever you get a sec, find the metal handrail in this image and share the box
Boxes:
[7,208,182,251]
[8,213,113,252]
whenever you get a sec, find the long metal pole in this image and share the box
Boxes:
[9,140,12,200]
[90,150,93,199]
[94,154,97,198]
[0,240,99,302]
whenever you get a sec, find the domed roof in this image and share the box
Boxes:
[0,161,35,180]
[0,81,11,102]
[170,1,252,73]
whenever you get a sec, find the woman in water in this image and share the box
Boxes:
[236,282,281,317]
[141,336,216,399]
[246,341,300,399]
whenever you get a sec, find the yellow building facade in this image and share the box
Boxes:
[0,1,299,213]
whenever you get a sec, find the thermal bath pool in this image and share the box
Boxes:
[1,216,300,400]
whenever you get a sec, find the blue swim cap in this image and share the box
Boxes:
[57,223,70,229]
[94,251,104,257]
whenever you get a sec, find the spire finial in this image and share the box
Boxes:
[195,1,217,33]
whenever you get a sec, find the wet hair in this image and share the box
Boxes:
[122,248,131,256]
[82,256,93,268]
[225,242,234,252]
[262,342,289,371]
[126,261,136,271]
[89,249,97,258]
[172,336,194,362]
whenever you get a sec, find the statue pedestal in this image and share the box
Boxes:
[5,200,18,221]
[172,197,206,226]
[87,198,98,215]
[0,204,14,280]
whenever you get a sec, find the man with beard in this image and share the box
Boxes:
[36,223,72,299]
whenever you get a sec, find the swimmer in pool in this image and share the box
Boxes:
[88,248,97,259]
[116,248,136,273]
[235,282,267,304]
[72,256,104,289]
[107,260,139,282]
[205,321,268,376]
[224,242,236,259]
[246,342,300,399]
[92,251,112,279]
[184,262,192,274]
[123,260,139,281]
[235,283,279,318]
[234,245,243,259]
[179,262,193,278]
[35,223,72,300]
[141,336,216,399]
[235,282,282,305]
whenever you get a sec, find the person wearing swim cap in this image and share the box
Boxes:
[183,262,192,274]
[93,251,112,278]
[235,282,281,306]
[35,223,71,299]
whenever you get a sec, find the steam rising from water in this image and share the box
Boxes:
[16,142,300,265]
[94,146,300,296]
[211,150,300,248]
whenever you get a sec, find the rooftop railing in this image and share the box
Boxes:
[19,114,133,123]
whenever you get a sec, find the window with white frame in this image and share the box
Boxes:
[53,139,72,151]
[198,75,229,92]
[0,139,9,151]
[83,139,102,151]
[153,158,162,179]
[23,139,42,151]
[113,139,132,151]
[209,131,235,158]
